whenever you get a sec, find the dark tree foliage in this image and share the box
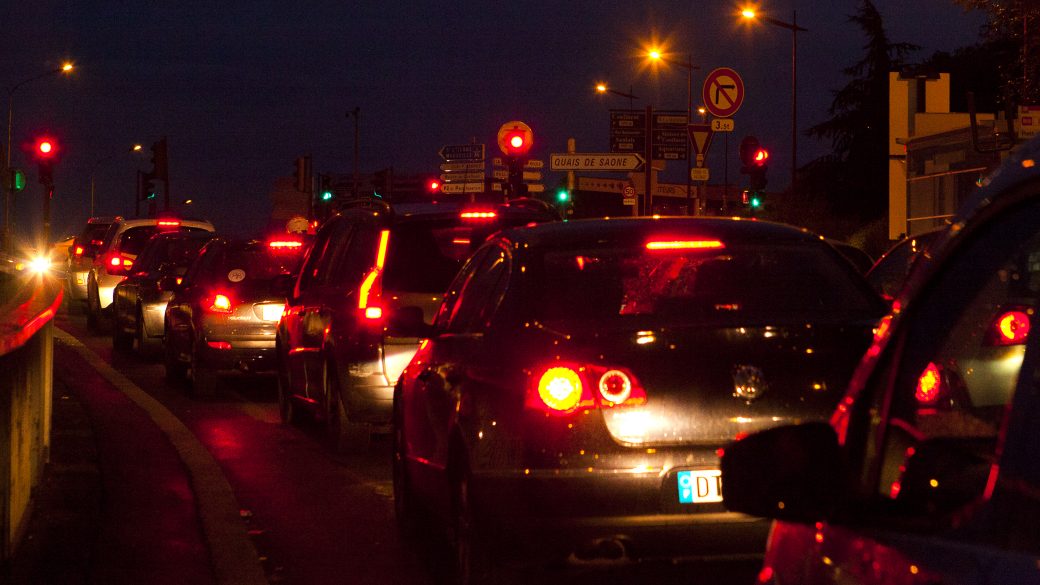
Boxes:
[803,0,918,222]
[953,0,1040,104]
[921,39,1018,112]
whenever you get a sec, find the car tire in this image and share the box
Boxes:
[277,356,303,426]
[136,308,161,359]
[324,359,371,454]
[392,388,425,538]
[191,345,219,398]
[86,281,103,333]
[164,334,189,384]
[449,467,499,585]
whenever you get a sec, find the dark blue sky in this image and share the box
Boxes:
[2,1,986,241]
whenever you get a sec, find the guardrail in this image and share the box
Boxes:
[0,254,63,561]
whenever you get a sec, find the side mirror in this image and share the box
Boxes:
[721,422,845,523]
[389,305,434,338]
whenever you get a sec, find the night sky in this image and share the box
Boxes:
[2,1,986,242]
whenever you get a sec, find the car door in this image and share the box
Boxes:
[771,189,1040,585]
[282,221,336,396]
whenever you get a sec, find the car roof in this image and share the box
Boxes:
[112,218,215,231]
[333,197,555,225]
[494,216,823,250]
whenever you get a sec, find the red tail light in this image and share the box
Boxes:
[74,246,84,256]
[985,307,1032,346]
[646,239,724,251]
[526,363,646,415]
[105,254,134,275]
[157,219,181,228]
[915,362,942,405]
[206,341,232,350]
[269,240,303,249]
[205,293,233,313]
[460,210,497,220]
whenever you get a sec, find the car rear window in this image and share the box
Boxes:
[536,242,884,326]
[206,246,297,295]
[134,235,213,272]
[119,226,210,255]
[75,223,112,253]
[383,221,484,293]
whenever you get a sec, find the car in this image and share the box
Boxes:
[86,216,215,332]
[277,197,558,452]
[164,237,301,396]
[720,139,1040,584]
[825,238,874,273]
[111,230,217,357]
[864,227,945,299]
[391,216,889,583]
[66,216,120,310]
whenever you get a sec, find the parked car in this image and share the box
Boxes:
[720,140,1040,584]
[865,227,945,299]
[164,237,301,396]
[111,230,217,356]
[86,216,215,332]
[392,216,888,583]
[277,197,558,452]
[66,216,120,310]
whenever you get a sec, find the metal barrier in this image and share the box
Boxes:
[0,256,62,561]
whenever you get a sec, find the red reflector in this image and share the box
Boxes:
[207,341,232,350]
[269,240,303,249]
[460,211,497,220]
[157,220,180,227]
[645,239,725,251]
[915,362,942,404]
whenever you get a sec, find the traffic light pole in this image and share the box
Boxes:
[643,104,652,216]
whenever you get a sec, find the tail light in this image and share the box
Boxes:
[356,229,390,324]
[105,253,134,275]
[645,239,725,251]
[269,240,303,250]
[157,219,181,228]
[74,246,85,256]
[460,210,497,220]
[915,361,943,405]
[985,307,1032,346]
[526,363,646,415]
[205,293,233,314]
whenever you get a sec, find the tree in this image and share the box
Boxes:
[803,0,918,222]
[953,0,1040,104]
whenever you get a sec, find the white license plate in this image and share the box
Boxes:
[676,469,723,504]
[260,304,284,321]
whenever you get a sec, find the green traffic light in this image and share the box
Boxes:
[9,168,26,192]
[750,196,762,208]
[556,189,569,202]
[321,191,333,201]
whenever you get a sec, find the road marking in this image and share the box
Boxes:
[54,328,268,585]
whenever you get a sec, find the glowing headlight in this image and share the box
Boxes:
[27,256,52,274]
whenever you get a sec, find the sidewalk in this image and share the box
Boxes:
[5,337,221,584]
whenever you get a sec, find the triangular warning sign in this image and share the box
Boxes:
[688,124,714,156]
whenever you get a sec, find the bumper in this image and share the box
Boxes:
[466,469,769,567]
[197,340,277,374]
[346,373,394,427]
[68,270,90,301]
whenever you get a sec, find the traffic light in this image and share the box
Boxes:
[150,138,169,180]
[738,135,769,194]
[497,121,533,158]
[140,170,157,201]
[318,174,333,201]
[426,177,441,194]
[7,168,26,192]
[33,136,58,186]
[293,156,312,192]
[555,188,570,203]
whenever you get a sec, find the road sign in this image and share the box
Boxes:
[652,112,690,160]
[440,182,484,194]
[690,167,710,182]
[688,124,715,160]
[609,109,688,159]
[440,161,484,172]
[439,144,486,161]
[609,110,646,153]
[711,118,735,132]
[492,169,508,180]
[526,184,545,193]
[550,153,645,171]
[702,68,744,118]
[440,172,484,182]
[524,159,544,169]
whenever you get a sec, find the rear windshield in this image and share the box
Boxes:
[119,226,211,255]
[536,242,884,326]
[75,223,111,253]
[383,215,537,293]
[134,235,214,272]
[204,245,297,295]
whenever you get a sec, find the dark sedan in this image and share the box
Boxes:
[164,238,301,396]
[112,230,216,356]
[392,217,888,583]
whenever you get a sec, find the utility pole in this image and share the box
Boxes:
[347,107,360,198]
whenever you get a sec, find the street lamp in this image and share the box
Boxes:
[742,7,807,196]
[646,48,699,215]
[89,143,144,217]
[4,61,75,250]
[594,82,639,108]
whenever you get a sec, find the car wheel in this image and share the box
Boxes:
[324,359,371,453]
[135,308,161,359]
[86,281,103,333]
[277,354,303,425]
[392,389,424,537]
[450,467,498,585]
[191,344,219,398]
[164,334,188,384]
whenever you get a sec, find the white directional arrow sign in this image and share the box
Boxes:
[550,153,645,171]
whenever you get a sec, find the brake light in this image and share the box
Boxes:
[109,256,121,267]
[364,306,383,320]
[74,246,84,256]
[915,362,942,405]
[527,363,646,415]
[986,308,1031,346]
[269,240,303,249]
[460,211,497,220]
[646,239,725,251]
[157,219,181,228]
[207,293,233,313]
[106,254,134,275]
[206,341,232,350]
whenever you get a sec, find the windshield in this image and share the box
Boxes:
[536,242,883,326]
[134,235,214,272]
[119,226,211,256]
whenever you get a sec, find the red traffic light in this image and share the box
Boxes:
[426,178,441,193]
[34,137,58,159]
[497,121,533,157]
[753,148,769,165]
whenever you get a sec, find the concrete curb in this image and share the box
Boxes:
[54,328,268,585]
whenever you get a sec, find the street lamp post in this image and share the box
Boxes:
[595,83,639,109]
[4,62,74,250]
[647,50,699,215]
[89,144,143,217]
[742,8,807,196]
